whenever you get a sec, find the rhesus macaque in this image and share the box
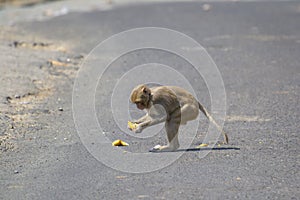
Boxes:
[129,84,228,152]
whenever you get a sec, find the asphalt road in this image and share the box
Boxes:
[1,1,300,199]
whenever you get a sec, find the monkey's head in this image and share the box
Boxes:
[130,84,152,110]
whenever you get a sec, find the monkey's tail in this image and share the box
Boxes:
[198,102,229,144]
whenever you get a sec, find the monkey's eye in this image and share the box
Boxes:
[136,102,144,106]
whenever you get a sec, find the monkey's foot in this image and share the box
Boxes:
[149,145,162,152]
[149,145,178,152]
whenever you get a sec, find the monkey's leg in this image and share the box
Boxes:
[180,103,199,125]
[150,120,180,152]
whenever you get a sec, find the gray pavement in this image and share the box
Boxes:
[1,0,299,199]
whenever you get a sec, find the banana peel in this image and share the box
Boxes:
[198,143,208,148]
[112,139,129,146]
[128,121,138,130]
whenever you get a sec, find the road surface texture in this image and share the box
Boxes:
[1,0,299,199]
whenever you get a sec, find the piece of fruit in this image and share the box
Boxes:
[112,139,129,146]
[128,121,137,130]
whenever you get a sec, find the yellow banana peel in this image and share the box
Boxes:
[198,143,208,147]
[128,121,138,130]
[112,139,129,146]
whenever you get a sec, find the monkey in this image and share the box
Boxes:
[128,84,228,152]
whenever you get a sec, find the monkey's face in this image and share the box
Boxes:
[136,102,146,110]
[134,93,149,110]
[130,85,151,110]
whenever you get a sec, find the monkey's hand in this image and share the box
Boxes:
[133,124,143,133]
[128,121,143,133]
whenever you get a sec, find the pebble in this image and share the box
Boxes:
[57,57,71,63]
[73,54,84,59]
[58,107,63,111]
[20,102,30,105]
[47,61,53,67]
[6,96,12,102]
[137,195,149,199]
[202,4,212,11]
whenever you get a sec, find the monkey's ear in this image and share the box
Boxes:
[142,86,150,94]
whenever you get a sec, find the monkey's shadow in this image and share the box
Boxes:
[180,147,240,152]
[150,147,240,153]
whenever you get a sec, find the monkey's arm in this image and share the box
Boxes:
[141,116,166,127]
[134,108,167,133]
[133,116,166,133]
[133,114,149,124]
[142,105,167,127]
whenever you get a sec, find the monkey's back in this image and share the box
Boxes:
[161,86,198,107]
[150,86,198,116]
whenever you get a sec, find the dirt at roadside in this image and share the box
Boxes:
[0,25,82,153]
[0,0,58,8]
